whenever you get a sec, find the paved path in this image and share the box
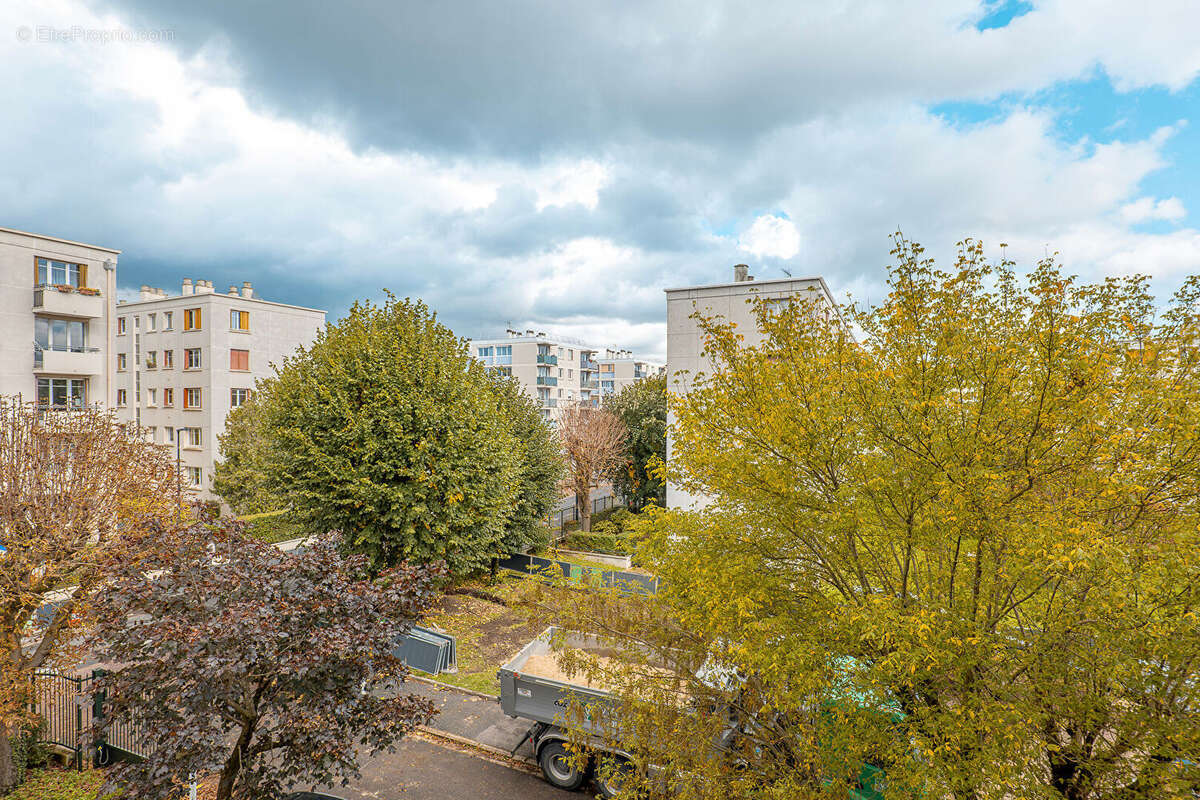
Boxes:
[405,679,537,759]
[305,737,570,800]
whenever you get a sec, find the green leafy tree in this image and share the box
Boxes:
[212,394,275,515]
[490,375,564,553]
[535,237,1200,800]
[606,373,667,509]
[231,295,525,577]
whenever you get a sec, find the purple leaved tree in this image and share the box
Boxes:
[88,513,445,800]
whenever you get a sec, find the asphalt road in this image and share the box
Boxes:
[304,736,574,800]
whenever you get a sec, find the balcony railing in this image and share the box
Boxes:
[537,354,558,365]
[580,359,598,371]
[536,376,558,386]
[580,380,598,389]
[33,284,104,318]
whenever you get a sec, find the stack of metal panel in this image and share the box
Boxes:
[392,626,457,675]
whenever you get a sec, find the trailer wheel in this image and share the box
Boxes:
[538,741,589,790]
[594,754,634,798]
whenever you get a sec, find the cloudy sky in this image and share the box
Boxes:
[3,0,1199,360]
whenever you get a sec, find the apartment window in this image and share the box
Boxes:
[568,369,573,379]
[146,426,156,442]
[147,313,156,331]
[184,348,202,369]
[37,378,87,409]
[117,317,126,335]
[558,368,563,377]
[165,426,174,443]
[116,388,127,406]
[134,316,140,329]
[36,257,83,288]
[35,318,87,352]
[162,388,174,407]
[230,349,249,371]
[183,388,202,410]
[117,353,127,371]
[163,311,173,330]
[163,349,174,369]
[186,466,202,487]
[601,363,614,373]
[148,388,157,406]
[496,345,512,365]
[231,388,250,407]
[493,366,512,377]
[187,427,202,447]
[230,309,250,331]
[145,351,157,369]
[183,308,202,331]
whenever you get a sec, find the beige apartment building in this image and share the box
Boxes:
[113,279,325,498]
[665,264,839,509]
[0,227,119,408]
[468,330,662,420]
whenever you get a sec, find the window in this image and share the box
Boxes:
[147,313,156,331]
[117,317,127,335]
[134,316,140,329]
[187,427,202,447]
[183,308,202,330]
[165,426,174,443]
[116,389,127,406]
[117,353,127,371]
[493,366,512,377]
[36,257,83,288]
[146,426,157,442]
[183,388,202,410]
[186,466,202,487]
[231,388,250,407]
[147,388,157,406]
[162,388,174,407]
[496,345,512,365]
[35,318,87,352]
[163,349,174,369]
[145,351,157,369]
[230,309,250,331]
[184,348,202,369]
[37,378,87,408]
[230,349,249,371]
[163,311,173,330]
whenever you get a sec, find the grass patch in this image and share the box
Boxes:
[8,769,118,800]
[417,577,542,696]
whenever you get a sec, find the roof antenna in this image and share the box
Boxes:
[781,268,793,277]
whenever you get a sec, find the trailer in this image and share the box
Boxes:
[498,627,640,796]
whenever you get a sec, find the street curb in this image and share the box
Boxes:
[415,725,537,769]
[408,673,499,701]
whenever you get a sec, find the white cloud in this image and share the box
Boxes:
[738,215,801,260]
[1119,196,1187,224]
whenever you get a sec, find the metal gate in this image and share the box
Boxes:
[31,669,150,768]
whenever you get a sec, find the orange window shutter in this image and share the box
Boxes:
[79,263,88,288]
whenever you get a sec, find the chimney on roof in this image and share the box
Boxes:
[139,285,156,301]
[228,285,239,295]
[734,264,751,282]
[241,281,253,299]
[197,280,214,294]
[181,278,193,296]
[525,329,535,336]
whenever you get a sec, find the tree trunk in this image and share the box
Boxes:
[216,717,257,800]
[578,486,592,532]
[0,724,18,793]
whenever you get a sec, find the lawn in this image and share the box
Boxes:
[417,576,543,695]
[7,769,116,800]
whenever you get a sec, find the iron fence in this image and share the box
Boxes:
[31,669,150,769]
[545,491,626,533]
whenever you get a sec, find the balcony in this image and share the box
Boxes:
[580,380,598,389]
[536,354,558,365]
[33,285,104,318]
[580,359,598,371]
[34,347,105,376]
[536,376,558,386]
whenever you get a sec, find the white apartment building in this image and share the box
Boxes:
[468,330,662,420]
[0,227,119,409]
[665,264,839,509]
[113,279,325,499]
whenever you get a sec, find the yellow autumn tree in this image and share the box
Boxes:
[534,237,1200,800]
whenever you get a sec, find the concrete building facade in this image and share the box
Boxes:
[1,227,120,409]
[113,279,325,498]
[664,265,838,509]
[469,330,662,420]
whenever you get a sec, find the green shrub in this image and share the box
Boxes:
[7,768,118,799]
[238,510,311,544]
[562,530,631,556]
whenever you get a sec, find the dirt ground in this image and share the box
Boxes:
[420,579,544,695]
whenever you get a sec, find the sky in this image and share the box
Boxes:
[2,0,1199,362]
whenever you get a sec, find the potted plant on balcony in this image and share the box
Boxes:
[78,286,101,296]
[52,283,75,293]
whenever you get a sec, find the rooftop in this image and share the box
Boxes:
[0,225,121,255]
